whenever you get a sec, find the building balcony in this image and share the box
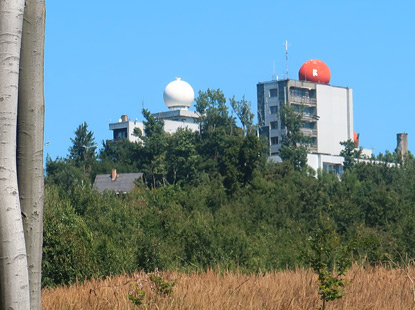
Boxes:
[308,145,318,152]
[302,114,320,122]
[301,128,317,137]
[289,95,316,106]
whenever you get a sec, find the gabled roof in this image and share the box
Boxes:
[93,172,143,194]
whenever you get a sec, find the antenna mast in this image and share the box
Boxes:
[285,40,289,79]
[272,60,276,80]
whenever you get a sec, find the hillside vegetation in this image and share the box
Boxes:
[44,89,415,291]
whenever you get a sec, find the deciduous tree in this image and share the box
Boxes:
[138,109,168,188]
[0,1,31,308]
[230,95,254,135]
[17,1,46,308]
[279,104,309,171]
[340,139,362,172]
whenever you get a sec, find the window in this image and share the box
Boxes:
[293,105,303,113]
[303,122,316,129]
[304,107,316,115]
[270,106,278,114]
[323,163,344,175]
[269,88,278,97]
[271,136,279,145]
[270,121,278,129]
[290,87,316,99]
[114,128,127,140]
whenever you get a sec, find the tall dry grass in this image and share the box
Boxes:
[42,265,415,309]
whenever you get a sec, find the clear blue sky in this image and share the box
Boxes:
[45,0,415,159]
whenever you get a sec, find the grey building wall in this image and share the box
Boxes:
[257,79,353,158]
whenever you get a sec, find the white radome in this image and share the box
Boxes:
[163,78,194,109]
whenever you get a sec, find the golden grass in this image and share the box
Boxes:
[42,265,415,309]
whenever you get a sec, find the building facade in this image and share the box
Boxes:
[109,78,200,142]
[257,60,358,173]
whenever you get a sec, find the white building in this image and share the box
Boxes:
[109,78,200,142]
[257,59,371,174]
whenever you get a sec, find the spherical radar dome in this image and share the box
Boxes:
[163,78,195,109]
[298,59,331,84]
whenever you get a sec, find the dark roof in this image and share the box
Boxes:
[93,173,143,194]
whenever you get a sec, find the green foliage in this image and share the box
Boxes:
[98,139,142,174]
[68,122,97,174]
[306,220,352,309]
[279,104,309,171]
[340,139,362,171]
[166,128,200,185]
[305,221,354,309]
[42,91,415,291]
[376,149,399,163]
[45,155,86,191]
[127,274,175,308]
[195,88,233,137]
[128,284,146,306]
[149,274,176,295]
[42,158,415,288]
[229,95,254,134]
[139,109,168,188]
[42,186,98,287]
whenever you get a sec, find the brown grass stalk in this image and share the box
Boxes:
[42,265,415,310]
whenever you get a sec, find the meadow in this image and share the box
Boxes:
[42,265,415,310]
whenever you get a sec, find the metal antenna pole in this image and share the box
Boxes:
[285,40,289,79]
[272,60,276,80]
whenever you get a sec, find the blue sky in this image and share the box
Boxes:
[45,0,415,159]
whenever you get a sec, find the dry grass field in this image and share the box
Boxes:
[42,265,415,310]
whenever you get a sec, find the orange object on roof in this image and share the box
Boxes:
[298,59,331,84]
[353,131,359,147]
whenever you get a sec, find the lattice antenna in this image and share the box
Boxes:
[285,40,289,79]
[272,60,276,80]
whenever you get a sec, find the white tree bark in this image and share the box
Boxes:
[17,1,46,309]
[0,0,31,309]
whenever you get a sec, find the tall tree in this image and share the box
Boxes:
[230,95,254,135]
[279,104,309,171]
[195,89,234,138]
[0,0,31,308]
[166,128,199,185]
[17,1,46,309]
[238,133,266,186]
[68,122,97,174]
[195,89,236,171]
[138,109,168,188]
[340,140,362,172]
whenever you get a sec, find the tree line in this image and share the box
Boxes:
[47,89,266,194]
[43,89,415,288]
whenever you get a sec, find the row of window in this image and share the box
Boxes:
[269,87,317,100]
[270,136,317,146]
[273,104,316,116]
[290,87,316,99]
[323,163,344,175]
[303,122,316,129]
[114,128,127,140]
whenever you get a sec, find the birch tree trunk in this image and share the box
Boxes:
[17,0,46,309]
[0,0,31,309]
